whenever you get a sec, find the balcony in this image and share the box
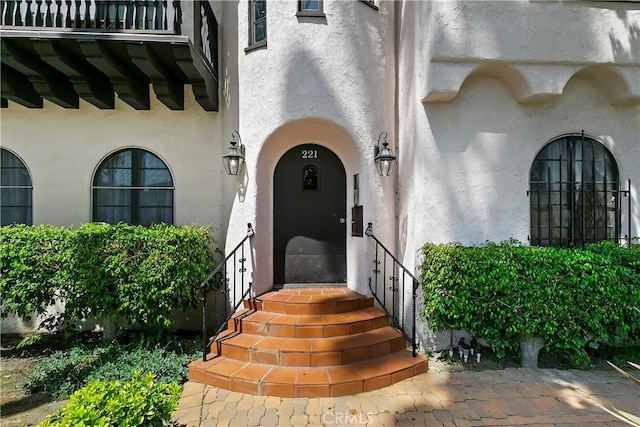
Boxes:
[0,0,218,111]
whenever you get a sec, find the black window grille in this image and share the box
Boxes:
[529,133,620,247]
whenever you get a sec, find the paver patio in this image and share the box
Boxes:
[173,367,638,426]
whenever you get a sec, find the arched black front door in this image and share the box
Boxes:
[273,144,346,284]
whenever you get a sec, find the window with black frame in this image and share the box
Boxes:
[529,134,620,248]
[248,0,267,48]
[298,0,323,16]
[360,0,378,10]
[93,148,173,225]
[0,148,32,226]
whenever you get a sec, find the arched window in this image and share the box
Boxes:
[93,148,173,225]
[529,134,620,247]
[0,148,33,226]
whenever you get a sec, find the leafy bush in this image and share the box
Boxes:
[0,223,216,335]
[23,340,199,400]
[420,240,640,365]
[38,372,181,427]
[0,225,69,326]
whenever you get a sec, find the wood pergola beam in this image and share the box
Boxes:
[33,39,115,109]
[1,39,78,108]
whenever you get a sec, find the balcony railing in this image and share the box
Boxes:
[0,0,218,111]
[0,0,179,32]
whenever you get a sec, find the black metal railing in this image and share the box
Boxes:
[195,0,217,78]
[366,222,419,357]
[528,132,632,248]
[200,223,255,362]
[0,0,181,32]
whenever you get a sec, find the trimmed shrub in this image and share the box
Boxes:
[0,224,70,328]
[0,223,216,335]
[38,372,181,427]
[420,240,640,365]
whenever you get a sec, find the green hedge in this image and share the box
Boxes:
[0,223,216,335]
[420,240,640,362]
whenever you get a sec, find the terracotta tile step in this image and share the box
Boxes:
[244,288,374,315]
[188,349,429,398]
[228,307,389,338]
[211,326,407,367]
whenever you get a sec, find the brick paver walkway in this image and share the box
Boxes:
[173,368,638,426]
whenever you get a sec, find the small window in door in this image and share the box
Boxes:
[302,164,318,191]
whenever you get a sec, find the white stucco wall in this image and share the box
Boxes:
[398,0,639,264]
[230,0,398,296]
[0,91,224,234]
[429,1,640,64]
[215,0,243,237]
[397,0,640,351]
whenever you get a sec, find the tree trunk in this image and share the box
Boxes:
[520,336,544,368]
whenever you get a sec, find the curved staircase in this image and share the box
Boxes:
[188,287,428,398]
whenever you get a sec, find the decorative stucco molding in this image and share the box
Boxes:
[423,59,640,106]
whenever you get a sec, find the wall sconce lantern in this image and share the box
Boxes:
[223,131,245,176]
[374,131,396,176]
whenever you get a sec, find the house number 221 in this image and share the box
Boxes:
[301,150,318,159]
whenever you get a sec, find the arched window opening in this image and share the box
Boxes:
[529,134,620,247]
[0,148,33,226]
[93,148,173,225]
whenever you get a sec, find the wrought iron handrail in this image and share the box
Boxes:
[200,223,254,362]
[365,222,419,357]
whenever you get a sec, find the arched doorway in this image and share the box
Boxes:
[273,144,346,284]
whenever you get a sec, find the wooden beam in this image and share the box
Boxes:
[1,64,43,108]
[1,39,78,108]
[173,44,218,111]
[32,40,115,109]
[126,42,184,110]
[78,40,150,110]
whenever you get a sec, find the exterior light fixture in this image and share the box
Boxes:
[223,131,245,176]
[374,131,396,176]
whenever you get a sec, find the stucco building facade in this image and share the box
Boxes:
[1,0,638,341]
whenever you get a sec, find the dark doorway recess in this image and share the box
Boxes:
[273,144,346,284]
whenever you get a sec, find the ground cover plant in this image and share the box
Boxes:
[22,337,200,400]
[0,223,216,338]
[420,240,640,367]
